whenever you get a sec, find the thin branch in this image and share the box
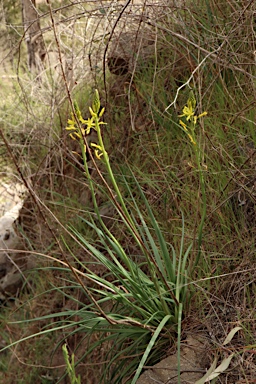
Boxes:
[103,0,132,102]
[164,46,224,111]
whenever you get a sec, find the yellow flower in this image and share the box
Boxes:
[198,111,207,118]
[84,117,95,135]
[90,143,104,159]
[179,119,188,131]
[178,91,207,146]
[187,133,196,145]
[72,150,82,158]
[179,100,195,121]
[66,119,76,128]
[194,111,208,124]
[179,92,196,121]
[73,131,82,140]
[69,133,77,141]
[99,107,105,117]
[89,106,97,118]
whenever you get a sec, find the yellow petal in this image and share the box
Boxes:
[79,117,87,124]
[89,106,97,117]
[198,111,208,118]
[94,150,103,159]
[71,151,82,158]
[179,120,188,131]
[91,143,103,151]
[69,133,77,140]
[187,133,196,145]
[74,132,82,139]
[99,107,105,117]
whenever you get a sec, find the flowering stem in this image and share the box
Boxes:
[193,143,206,271]
[178,91,207,271]
[91,102,172,291]
[94,114,137,232]
[80,136,105,226]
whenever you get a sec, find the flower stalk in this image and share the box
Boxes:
[66,90,180,309]
[66,91,146,277]
[178,91,207,270]
[66,91,137,231]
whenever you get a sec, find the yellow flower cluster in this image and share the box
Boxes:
[66,96,106,160]
[178,92,207,145]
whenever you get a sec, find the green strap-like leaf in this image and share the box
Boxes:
[131,314,172,384]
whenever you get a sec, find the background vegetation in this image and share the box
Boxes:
[0,0,255,383]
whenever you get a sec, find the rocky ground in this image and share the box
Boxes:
[0,178,27,300]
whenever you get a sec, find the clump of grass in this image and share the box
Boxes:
[1,90,198,384]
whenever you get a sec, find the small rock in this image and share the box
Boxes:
[0,183,28,299]
[137,335,207,384]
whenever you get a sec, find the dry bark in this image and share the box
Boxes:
[21,0,46,74]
